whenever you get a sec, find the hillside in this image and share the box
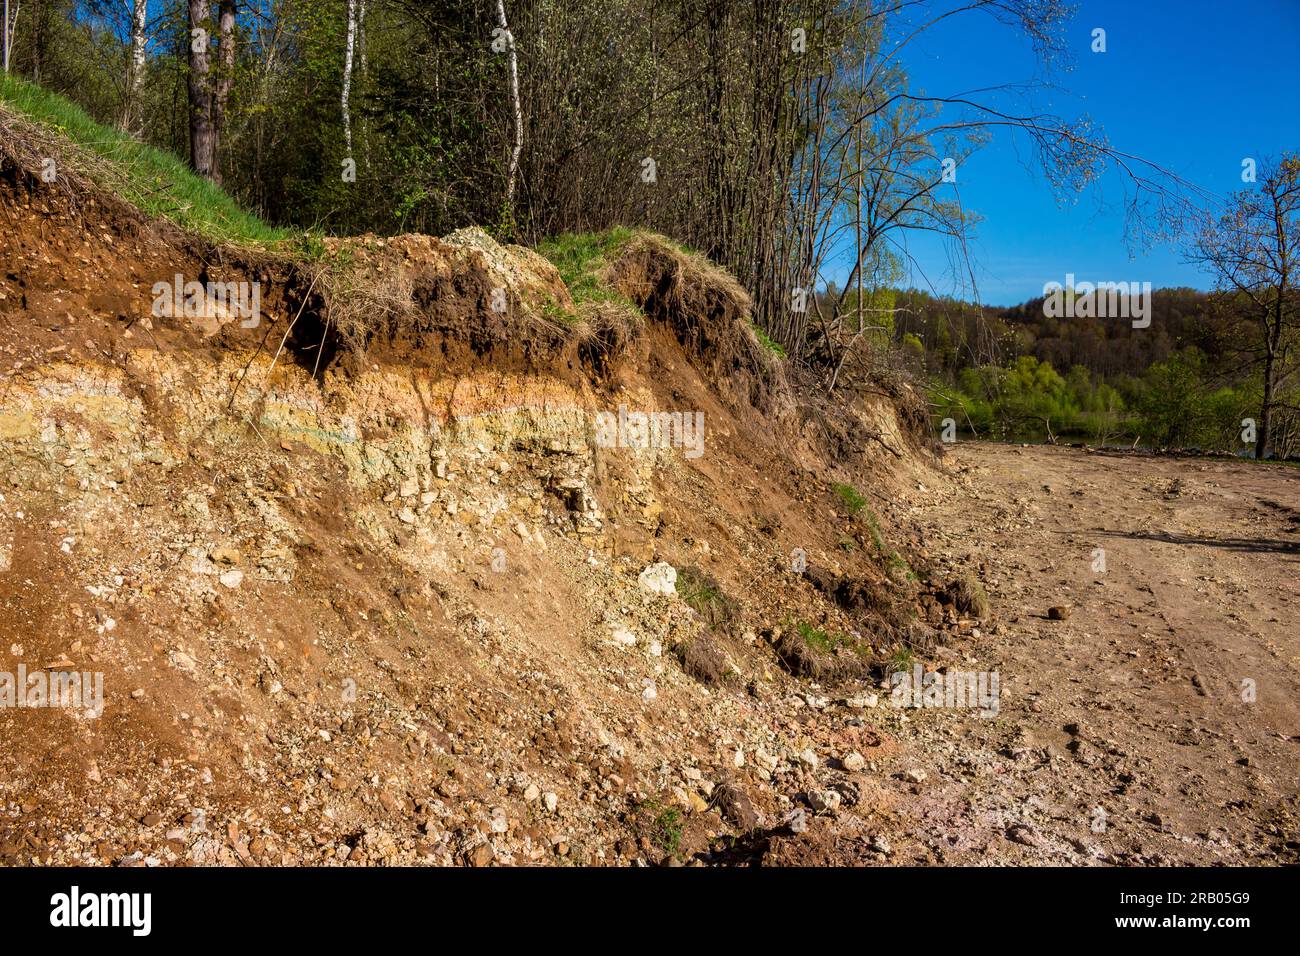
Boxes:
[0,89,967,866]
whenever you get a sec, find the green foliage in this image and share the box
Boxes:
[832,484,886,552]
[1137,350,1212,450]
[796,620,838,652]
[537,229,640,319]
[861,509,886,553]
[832,482,869,515]
[794,621,865,657]
[901,332,925,366]
[886,646,915,677]
[883,552,915,581]
[752,323,787,357]
[1135,350,1259,452]
[637,801,684,856]
[932,346,1271,454]
[838,285,899,347]
[959,355,1076,436]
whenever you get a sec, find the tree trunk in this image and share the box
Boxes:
[123,0,148,134]
[357,0,367,82]
[32,0,49,81]
[187,0,214,179]
[342,0,356,158]
[2,0,19,73]
[1258,325,1278,460]
[210,0,235,184]
[495,0,521,216]
[357,0,368,167]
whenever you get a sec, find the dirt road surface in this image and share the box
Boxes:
[866,443,1299,865]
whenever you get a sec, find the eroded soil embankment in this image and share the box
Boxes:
[3,143,972,866]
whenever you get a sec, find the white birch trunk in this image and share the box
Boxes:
[341,0,356,157]
[125,0,148,132]
[496,0,522,211]
[2,2,20,73]
[357,0,368,167]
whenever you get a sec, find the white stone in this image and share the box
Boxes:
[754,748,779,772]
[809,789,841,812]
[637,562,677,596]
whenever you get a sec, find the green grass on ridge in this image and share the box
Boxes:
[0,73,295,248]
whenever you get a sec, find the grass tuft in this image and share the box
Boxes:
[537,229,641,317]
[634,800,684,857]
[833,482,869,515]
[752,323,787,357]
[676,566,734,628]
[796,620,842,652]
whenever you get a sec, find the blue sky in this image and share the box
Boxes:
[875,0,1300,306]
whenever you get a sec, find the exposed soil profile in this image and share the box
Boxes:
[1,106,1296,870]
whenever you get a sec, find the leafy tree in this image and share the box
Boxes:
[1188,154,1300,459]
[1138,350,1213,451]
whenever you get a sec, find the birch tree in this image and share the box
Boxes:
[342,0,357,159]
[123,0,149,133]
[1,0,19,73]
[495,0,521,215]
[357,0,368,167]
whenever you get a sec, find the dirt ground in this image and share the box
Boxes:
[829,442,1299,866]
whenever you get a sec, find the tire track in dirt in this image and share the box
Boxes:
[893,443,1299,864]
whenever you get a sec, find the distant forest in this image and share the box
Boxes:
[887,286,1300,458]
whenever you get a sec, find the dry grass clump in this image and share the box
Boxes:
[315,248,416,358]
[676,632,730,685]
[771,622,870,682]
[946,572,991,620]
[608,233,791,416]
